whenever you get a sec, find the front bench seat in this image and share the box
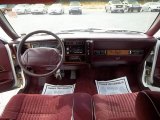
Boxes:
[1,93,93,120]
[93,92,138,120]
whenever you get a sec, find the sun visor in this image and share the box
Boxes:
[0,0,56,4]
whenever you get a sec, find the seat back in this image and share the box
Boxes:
[73,93,93,120]
[135,90,160,120]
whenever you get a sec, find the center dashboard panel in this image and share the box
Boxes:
[64,39,86,63]
[23,37,156,68]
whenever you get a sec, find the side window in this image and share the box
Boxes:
[143,30,160,86]
[145,32,160,87]
[154,29,160,38]
[0,27,12,42]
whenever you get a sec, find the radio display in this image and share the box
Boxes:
[70,46,84,54]
[107,50,129,55]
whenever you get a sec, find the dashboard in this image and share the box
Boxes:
[23,33,156,69]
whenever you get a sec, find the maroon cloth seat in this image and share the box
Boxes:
[93,92,138,120]
[135,90,160,120]
[1,93,93,120]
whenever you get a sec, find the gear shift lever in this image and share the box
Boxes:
[55,69,62,80]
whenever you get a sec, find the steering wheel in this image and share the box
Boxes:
[17,30,65,77]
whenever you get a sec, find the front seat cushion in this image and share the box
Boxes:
[1,93,92,120]
[93,92,138,120]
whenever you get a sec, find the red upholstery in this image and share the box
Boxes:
[1,93,93,120]
[93,92,138,120]
[135,90,160,120]
[5,91,160,120]
[73,93,93,120]
[0,41,14,92]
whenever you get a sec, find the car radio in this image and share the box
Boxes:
[66,45,85,54]
[64,40,86,62]
[65,40,85,55]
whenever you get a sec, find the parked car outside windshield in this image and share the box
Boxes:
[30,4,47,14]
[123,0,141,12]
[141,2,160,12]
[48,3,64,15]
[105,0,125,13]
[12,4,31,14]
[69,1,82,15]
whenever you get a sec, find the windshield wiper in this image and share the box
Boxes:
[28,29,143,36]
[56,32,74,35]
[60,28,142,34]
[60,28,102,33]
[103,30,143,34]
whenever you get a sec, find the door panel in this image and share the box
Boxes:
[153,41,160,86]
[0,41,14,92]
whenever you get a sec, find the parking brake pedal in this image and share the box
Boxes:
[70,70,76,80]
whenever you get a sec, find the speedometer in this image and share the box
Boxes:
[31,41,58,48]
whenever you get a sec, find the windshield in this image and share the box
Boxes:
[1,0,159,38]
